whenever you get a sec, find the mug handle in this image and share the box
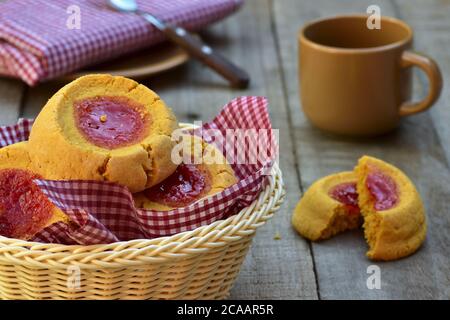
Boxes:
[399,51,443,116]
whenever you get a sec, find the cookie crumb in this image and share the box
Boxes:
[100,114,107,122]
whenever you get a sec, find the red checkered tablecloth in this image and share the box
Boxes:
[0,0,243,85]
[0,96,277,245]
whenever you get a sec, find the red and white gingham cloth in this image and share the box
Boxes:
[0,0,243,86]
[0,96,277,245]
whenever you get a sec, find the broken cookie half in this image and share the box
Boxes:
[355,156,426,261]
[292,171,362,241]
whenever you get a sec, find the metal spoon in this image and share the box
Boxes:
[108,0,250,89]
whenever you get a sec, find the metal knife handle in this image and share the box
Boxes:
[166,27,250,89]
[146,20,250,89]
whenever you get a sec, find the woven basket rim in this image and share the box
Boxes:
[0,163,284,268]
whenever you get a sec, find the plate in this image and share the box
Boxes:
[63,41,190,81]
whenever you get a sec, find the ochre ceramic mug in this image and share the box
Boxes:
[299,15,443,136]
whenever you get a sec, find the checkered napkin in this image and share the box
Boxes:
[0,96,276,245]
[0,0,243,86]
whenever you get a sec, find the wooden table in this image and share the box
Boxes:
[0,0,449,300]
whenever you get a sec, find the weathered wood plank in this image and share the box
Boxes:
[273,0,450,299]
[393,0,450,300]
[0,79,25,125]
[20,0,318,299]
[394,0,450,169]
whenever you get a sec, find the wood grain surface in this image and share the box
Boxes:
[0,0,448,299]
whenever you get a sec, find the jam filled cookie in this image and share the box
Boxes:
[28,74,179,193]
[292,172,362,241]
[134,136,237,211]
[355,156,426,261]
[0,143,68,240]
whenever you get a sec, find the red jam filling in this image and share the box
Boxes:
[74,96,149,149]
[145,164,211,208]
[0,169,54,239]
[329,182,360,215]
[366,170,398,211]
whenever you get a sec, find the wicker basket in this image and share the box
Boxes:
[0,163,284,300]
